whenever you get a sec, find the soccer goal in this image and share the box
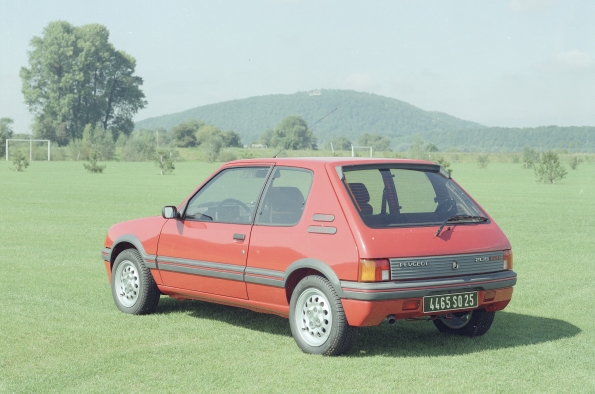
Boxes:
[351,145,373,158]
[5,139,51,161]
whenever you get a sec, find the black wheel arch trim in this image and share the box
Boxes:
[283,258,346,298]
[103,234,157,269]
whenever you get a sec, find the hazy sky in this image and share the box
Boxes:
[2,0,595,134]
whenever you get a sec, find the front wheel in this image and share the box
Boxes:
[111,249,160,315]
[289,275,356,356]
[433,309,495,337]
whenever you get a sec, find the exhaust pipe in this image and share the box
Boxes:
[387,314,396,325]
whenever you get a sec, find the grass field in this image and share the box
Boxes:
[1,160,594,393]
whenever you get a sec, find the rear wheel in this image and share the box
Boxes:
[289,275,356,356]
[433,309,495,337]
[111,249,160,315]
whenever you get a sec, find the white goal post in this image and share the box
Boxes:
[6,139,51,161]
[351,145,373,158]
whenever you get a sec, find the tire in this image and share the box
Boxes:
[433,309,495,337]
[289,275,356,356]
[111,249,160,315]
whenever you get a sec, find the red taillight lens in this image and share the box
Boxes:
[503,250,513,270]
[358,259,390,282]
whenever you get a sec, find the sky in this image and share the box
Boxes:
[1,0,595,134]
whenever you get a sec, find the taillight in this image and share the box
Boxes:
[359,259,390,282]
[503,250,513,270]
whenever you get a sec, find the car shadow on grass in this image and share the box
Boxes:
[155,297,581,357]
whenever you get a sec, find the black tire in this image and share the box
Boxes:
[289,275,356,356]
[433,309,495,337]
[111,249,160,315]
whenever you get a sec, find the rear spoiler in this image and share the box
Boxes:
[335,163,451,180]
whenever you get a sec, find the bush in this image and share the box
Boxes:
[569,156,582,170]
[535,151,567,184]
[522,146,539,169]
[10,150,29,172]
[119,131,157,161]
[83,150,106,173]
[477,154,489,168]
[217,149,238,163]
[434,154,453,175]
[155,149,175,175]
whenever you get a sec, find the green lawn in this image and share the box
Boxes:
[1,160,594,393]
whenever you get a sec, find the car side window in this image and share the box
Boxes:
[184,167,270,224]
[255,167,313,226]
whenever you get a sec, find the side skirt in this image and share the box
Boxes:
[158,285,290,318]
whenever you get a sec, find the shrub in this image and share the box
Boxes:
[535,151,567,184]
[477,154,489,168]
[11,150,29,172]
[569,156,582,170]
[522,146,539,169]
[155,149,175,175]
[434,154,453,175]
[83,150,106,173]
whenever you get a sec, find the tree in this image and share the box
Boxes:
[535,151,567,184]
[11,150,29,172]
[434,154,453,175]
[569,156,582,170]
[83,150,106,173]
[269,116,317,150]
[359,133,391,152]
[171,119,203,147]
[155,149,175,175]
[407,135,426,159]
[324,136,352,151]
[522,146,540,169]
[222,130,243,148]
[0,117,14,156]
[477,154,489,168]
[426,143,439,152]
[81,123,115,160]
[20,21,146,145]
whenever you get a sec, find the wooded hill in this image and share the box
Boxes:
[135,89,595,152]
[135,90,483,145]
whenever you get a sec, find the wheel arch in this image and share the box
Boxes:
[284,258,345,303]
[108,234,149,267]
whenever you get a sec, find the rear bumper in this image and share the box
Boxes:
[340,270,516,326]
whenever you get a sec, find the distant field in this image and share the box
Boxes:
[1,160,594,393]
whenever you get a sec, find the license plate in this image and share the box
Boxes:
[423,291,478,313]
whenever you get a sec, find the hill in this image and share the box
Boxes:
[135,89,485,145]
[396,126,595,153]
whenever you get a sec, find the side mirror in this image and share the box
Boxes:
[162,206,179,219]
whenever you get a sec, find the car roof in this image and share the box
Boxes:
[223,157,435,167]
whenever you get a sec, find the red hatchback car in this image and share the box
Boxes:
[102,157,516,355]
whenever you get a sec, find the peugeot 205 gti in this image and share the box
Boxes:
[102,157,516,356]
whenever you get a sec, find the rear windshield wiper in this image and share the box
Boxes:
[435,215,489,236]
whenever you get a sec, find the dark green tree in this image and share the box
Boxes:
[0,117,14,156]
[535,151,567,184]
[222,130,243,147]
[83,150,106,173]
[171,119,203,147]
[20,21,146,145]
[359,133,391,151]
[270,116,316,150]
[324,136,352,151]
[11,150,29,172]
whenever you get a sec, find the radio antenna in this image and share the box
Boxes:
[273,107,338,158]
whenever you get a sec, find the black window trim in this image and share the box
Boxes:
[181,165,274,224]
[254,165,315,228]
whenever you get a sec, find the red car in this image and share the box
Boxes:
[102,157,516,355]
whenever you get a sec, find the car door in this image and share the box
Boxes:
[157,166,271,299]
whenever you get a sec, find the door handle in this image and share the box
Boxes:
[233,233,245,241]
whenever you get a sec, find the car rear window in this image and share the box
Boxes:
[342,166,486,228]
